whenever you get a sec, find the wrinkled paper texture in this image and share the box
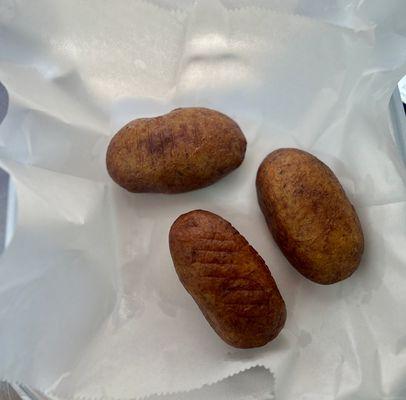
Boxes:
[0,0,406,399]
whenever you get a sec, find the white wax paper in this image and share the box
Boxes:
[1,0,406,399]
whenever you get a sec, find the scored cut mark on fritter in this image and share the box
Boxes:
[187,234,270,318]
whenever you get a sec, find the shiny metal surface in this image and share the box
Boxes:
[391,88,406,163]
[0,383,22,400]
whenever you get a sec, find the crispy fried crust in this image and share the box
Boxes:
[256,148,364,285]
[106,108,246,193]
[169,210,286,348]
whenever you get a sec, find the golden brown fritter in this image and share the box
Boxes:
[256,148,364,285]
[106,108,247,193]
[169,210,286,348]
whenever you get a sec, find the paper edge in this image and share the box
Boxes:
[137,0,379,35]
[130,0,187,24]
[39,364,272,400]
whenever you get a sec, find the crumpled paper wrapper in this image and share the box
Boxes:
[1,0,406,399]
